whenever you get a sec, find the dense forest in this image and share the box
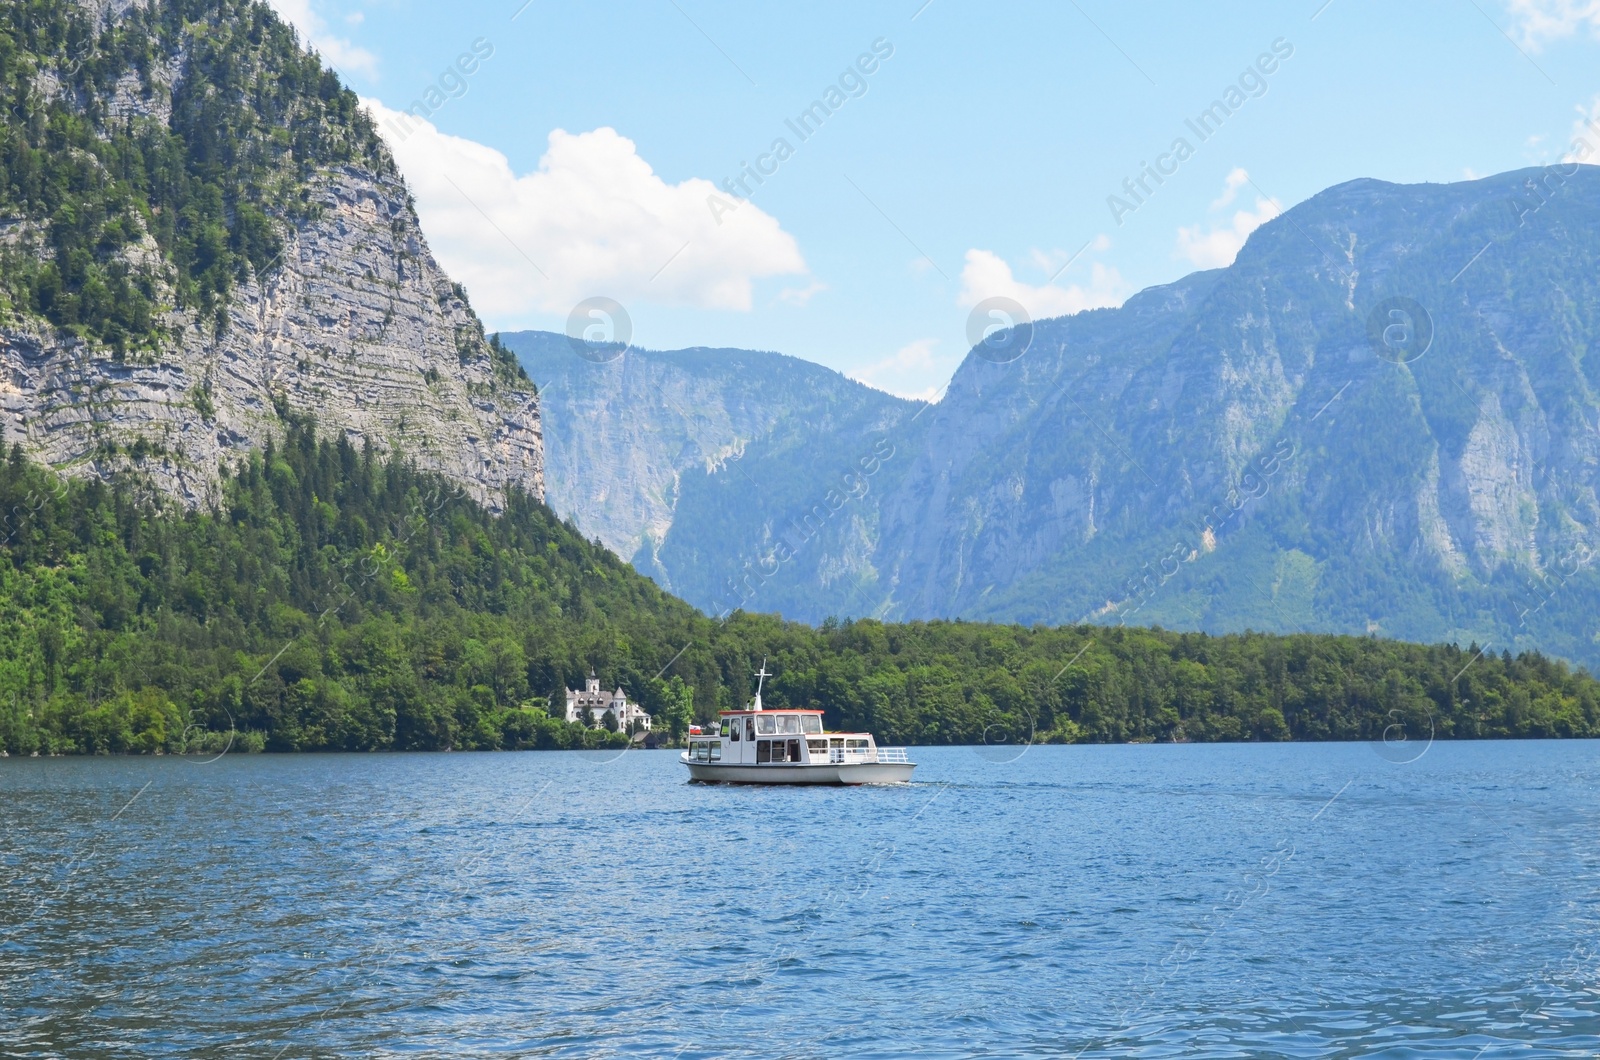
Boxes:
[0,419,1596,755]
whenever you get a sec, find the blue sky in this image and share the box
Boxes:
[269,0,1600,398]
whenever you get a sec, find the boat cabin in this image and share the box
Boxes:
[684,709,893,767]
[681,661,910,774]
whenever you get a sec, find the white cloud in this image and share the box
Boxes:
[1026,235,1111,275]
[957,249,1129,321]
[1210,166,1251,210]
[777,280,827,307]
[1175,172,1282,269]
[848,338,958,402]
[1567,95,1600,162]
[1506,0,1600,48]
[266,0,379,78]
[364,100,807,320]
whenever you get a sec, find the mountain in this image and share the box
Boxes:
[505,330,913,608]
[4,1,1595,755]
[0,0,540,508]
[0,1,1593,752]
[524,166,1600,668]
[886,166,1600,663]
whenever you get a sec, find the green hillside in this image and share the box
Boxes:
[1,422,1595,754]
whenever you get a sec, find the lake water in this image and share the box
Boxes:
[2,741,1599,1058]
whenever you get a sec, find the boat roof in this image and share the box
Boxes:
[718,708,823,716]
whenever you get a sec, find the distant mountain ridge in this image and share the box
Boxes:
[523,164,1600,670]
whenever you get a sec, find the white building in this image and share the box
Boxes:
[565,670,651,732]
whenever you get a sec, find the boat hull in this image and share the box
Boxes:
[682,757,915,785]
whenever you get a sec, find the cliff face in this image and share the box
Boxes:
[506,331,913,609]
[506,333,823,563]
[1,166,542,508]
[0,0,541,508]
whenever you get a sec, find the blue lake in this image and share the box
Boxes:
[2,741,1599,1057]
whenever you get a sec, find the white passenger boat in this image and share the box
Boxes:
[680,664,915,785]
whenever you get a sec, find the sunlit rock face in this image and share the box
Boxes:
[0,0,542,510]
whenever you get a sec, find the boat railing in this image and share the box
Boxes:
[827,746,911,765]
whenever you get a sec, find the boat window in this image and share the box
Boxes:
[801,715,822,734]
[788,739,802,763]
[777,714,800,735]
[807,739,827,754]
[830,738,843,749]
[756,716,777,735]
[729,722,740,741]
[719,719,729,737]
[756,740,771,764]
[745,717,755,740]
[709,742,721,761]
[846,738,868,750]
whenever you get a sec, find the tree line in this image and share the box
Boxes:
[0,421,1595,755]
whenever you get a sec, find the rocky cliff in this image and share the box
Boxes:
[0,0,541,509]
[506,331,910,602]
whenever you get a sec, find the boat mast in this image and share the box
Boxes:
[751,658,770,711]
